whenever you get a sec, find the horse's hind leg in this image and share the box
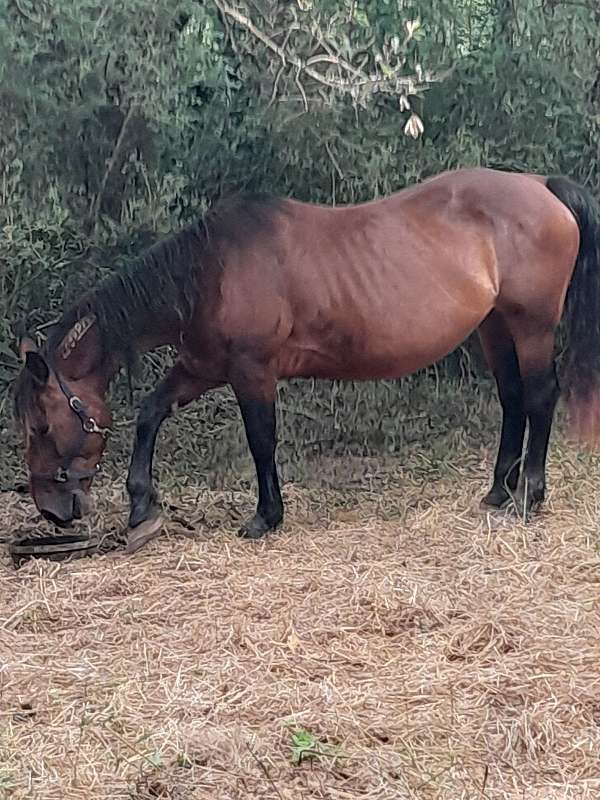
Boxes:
[507,321,560,515]
[478,312,526,508]
[230,361,283,539]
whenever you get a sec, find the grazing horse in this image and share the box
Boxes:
[12,168,600,549]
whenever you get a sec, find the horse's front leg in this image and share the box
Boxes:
[126,362,216,530]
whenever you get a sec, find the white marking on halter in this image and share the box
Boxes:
[59,313,96,360]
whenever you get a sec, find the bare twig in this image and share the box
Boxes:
[268,24,295,106]
[86,102,137,233]
[246,742,283,800]
[325,140,344,181]
[294,68,309,112]
[13,0,42,25]
[92,4,110,39]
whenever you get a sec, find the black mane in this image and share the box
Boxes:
[13,193,281,420]
[52,193,280,357]
[49,223,203,359]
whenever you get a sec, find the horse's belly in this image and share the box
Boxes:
[278,303,487,381]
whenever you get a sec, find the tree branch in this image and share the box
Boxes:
[214,0,451,105]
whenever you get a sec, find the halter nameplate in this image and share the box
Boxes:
[59,313,96,360]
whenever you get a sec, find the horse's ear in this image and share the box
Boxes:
[24,351,49,386]
[19,337,38,361]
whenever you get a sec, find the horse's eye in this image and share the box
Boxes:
[33,425,49,437]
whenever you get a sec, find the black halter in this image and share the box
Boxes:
[31,370,111,487]
[54,372,111,440]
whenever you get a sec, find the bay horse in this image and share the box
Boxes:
[12,168,600,550]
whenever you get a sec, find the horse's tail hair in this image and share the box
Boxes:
[546,176,600,442]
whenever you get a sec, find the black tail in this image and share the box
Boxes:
[546,176,600,439]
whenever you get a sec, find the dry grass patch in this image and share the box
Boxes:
[1,437,600,799]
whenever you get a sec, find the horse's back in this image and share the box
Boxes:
[213,171,489,378]
[208,168,579,381]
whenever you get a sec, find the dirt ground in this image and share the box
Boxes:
[1,385,600,800]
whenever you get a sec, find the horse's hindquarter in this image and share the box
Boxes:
[275,185,498,380]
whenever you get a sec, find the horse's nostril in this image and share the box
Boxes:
[40,509,72,527]
[73,494,82,519]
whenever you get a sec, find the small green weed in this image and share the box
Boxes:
[0,767,15,794]
[287,726,346,766]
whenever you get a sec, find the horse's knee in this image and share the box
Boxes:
[134,392,171,440]
[137,392,163,425]
[497,378,524,411]
[523,367,559,414]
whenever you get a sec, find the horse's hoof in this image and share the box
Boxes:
[238,512,282,540]
[128,486,160,528]
[510,479,545,522]
[127,503,160,528]
[508,495,543,523]
[125,515,163,553]
[481,487,511,509]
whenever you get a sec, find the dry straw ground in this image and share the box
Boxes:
[1,376,600,799]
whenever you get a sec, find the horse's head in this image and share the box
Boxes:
[14,338,112,526]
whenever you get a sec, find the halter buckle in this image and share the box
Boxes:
[83,417,111,437]
[54,467,69,484]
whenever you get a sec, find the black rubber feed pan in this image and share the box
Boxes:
[9,533,99,568]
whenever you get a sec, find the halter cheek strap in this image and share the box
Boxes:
[56,375,111,439]
[31,371,111,486]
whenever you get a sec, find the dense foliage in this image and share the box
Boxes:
[1,0,598,396]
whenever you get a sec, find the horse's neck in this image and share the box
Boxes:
[53,307,178,394]
[51,317,112,388]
